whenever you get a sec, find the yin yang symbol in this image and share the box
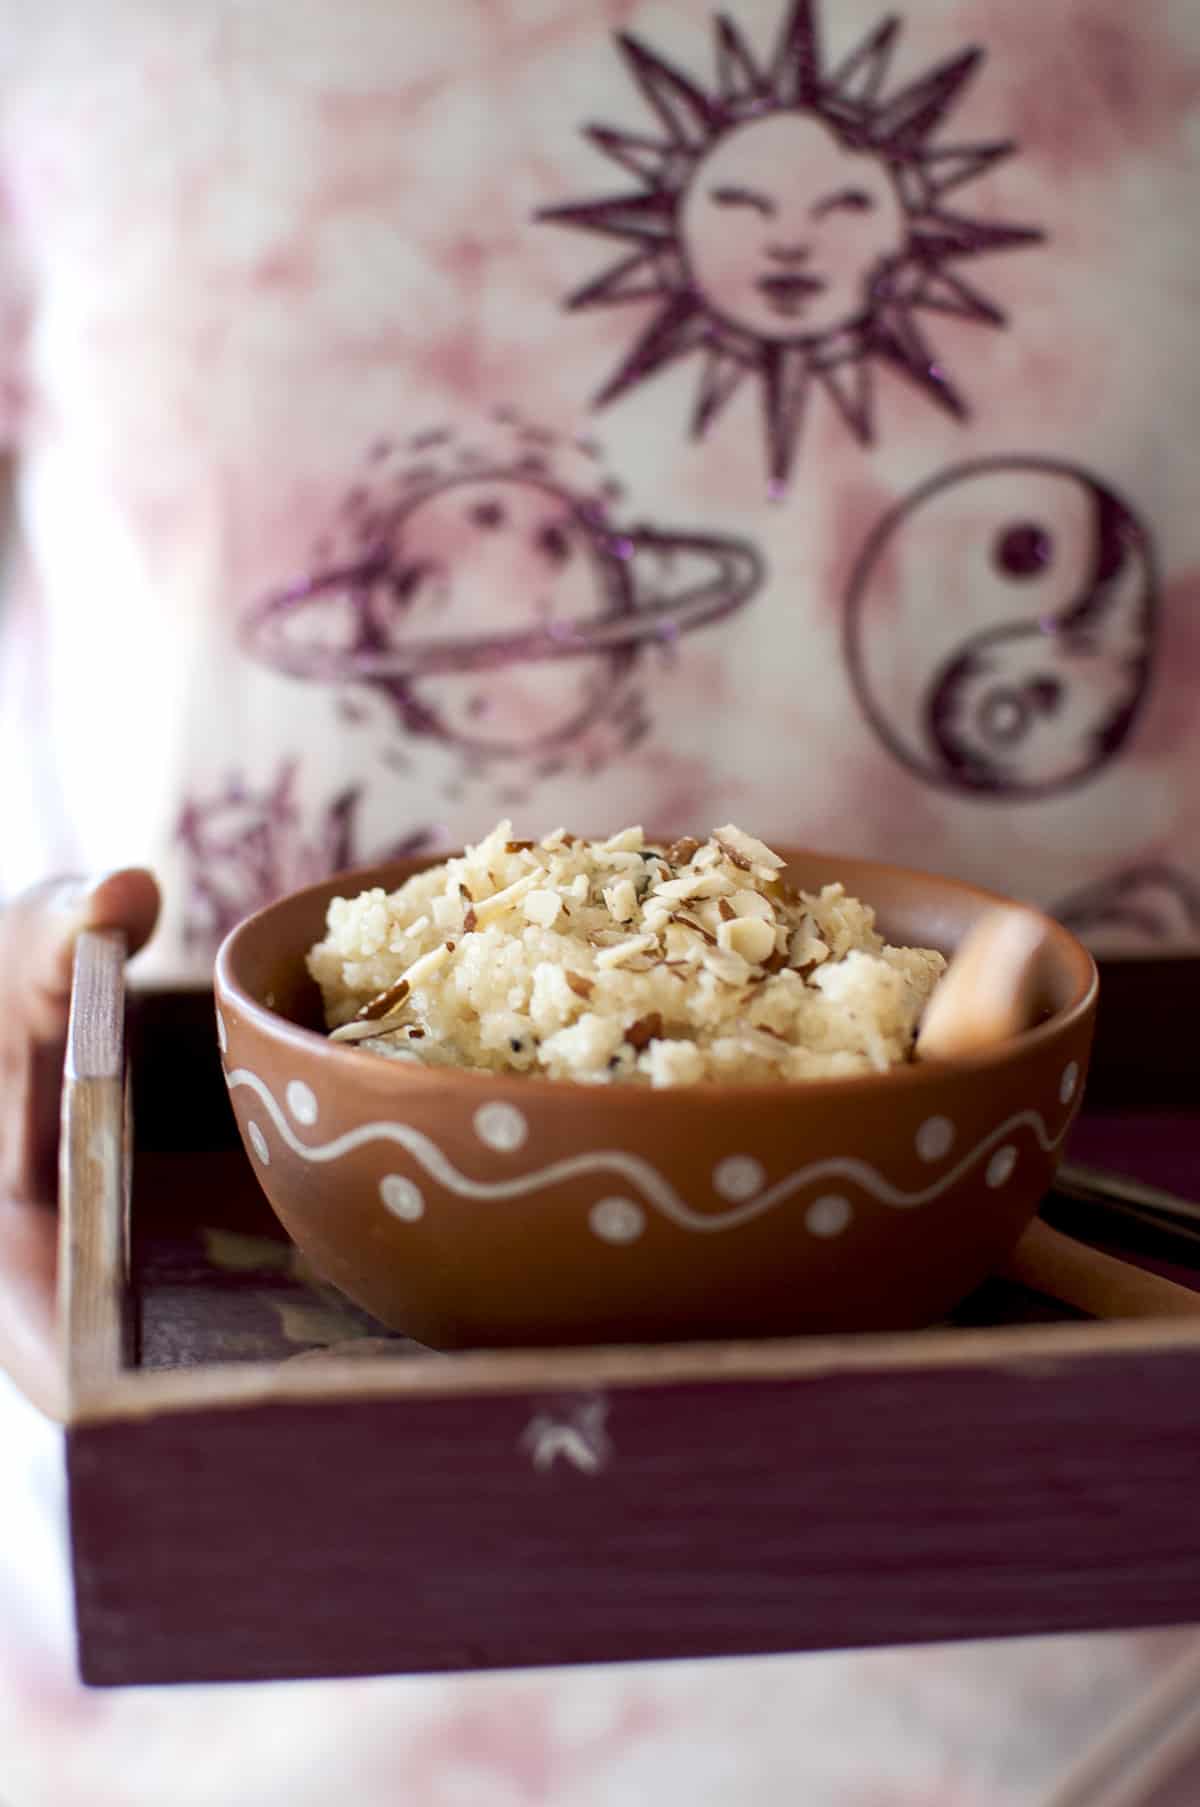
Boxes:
[844,458,1159,798]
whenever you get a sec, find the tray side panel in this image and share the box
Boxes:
[68,1345,1200,1687]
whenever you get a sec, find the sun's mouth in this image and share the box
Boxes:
[755,270,828,315]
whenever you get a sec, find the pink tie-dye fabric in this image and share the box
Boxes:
[3,3,1200,1799]
[1,0,1198,977]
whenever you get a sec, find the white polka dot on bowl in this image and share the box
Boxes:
[987,1146,1017,1189]
[589,1197,645,1244]
[915,1116,955,1163]
[474,1101,528,1153]
[806,1194,852,1238]
[380,1174,425,1222]
[285,1080,318,1127]
[713,1155,765,1204]
[215,1009,228,1056]
[1060,1061,1079,1105]
[247,1121,270,1166]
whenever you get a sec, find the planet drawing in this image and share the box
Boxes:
[243,465,763,758]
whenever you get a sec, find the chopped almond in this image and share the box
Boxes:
[717,915,775,964]
[566,971,595,999]
[523,888,563,928]
[595,933,658,969]
[714,824,785,871]
[673,912,717,946]
[714,836,751,871]
[354,977,410,1022]
[626,1012,663,1050]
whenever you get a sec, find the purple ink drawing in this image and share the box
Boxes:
[1053,866,1200,945]
[844,457,1158,798]
[540,1,1043,488]
[242,424,763,759]
[176,761,433,949]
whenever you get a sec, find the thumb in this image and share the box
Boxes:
[15,868,161,1043]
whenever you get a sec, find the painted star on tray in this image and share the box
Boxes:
[540,0,1044,491]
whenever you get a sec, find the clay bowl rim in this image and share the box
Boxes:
[214,847,1098,1107]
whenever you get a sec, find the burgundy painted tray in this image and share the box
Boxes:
[61,944,1200,1689]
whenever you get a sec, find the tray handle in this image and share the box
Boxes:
[57,927,131,1410]
[1005,1218,1200,1321]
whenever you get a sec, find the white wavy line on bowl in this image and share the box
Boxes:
[227,1068,1074,1233]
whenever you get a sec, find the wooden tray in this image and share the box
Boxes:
[61,939,1200,1688]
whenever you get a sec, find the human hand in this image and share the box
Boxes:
[0,871,159,1418]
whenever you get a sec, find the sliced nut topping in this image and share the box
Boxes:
[653,870,733,903]
[595,933,658,970]
[625,1011,663,1051]
[717,915,776,965]
[463,904,478,933]
[717,898,735,922]
[566,970,595,999]
[402,940,453,986]
[672,911,717,946]
[702,945,752,985]
[667,836,700,865]
[714,824,785,872]
[472,871,541,924]
[523,888,563,928]
[714,837,751,871]
[729,888,774,921]
[603,877,639,923]
[505,839,535,853]
[354,976,411,1022]
[330,1018,395,1044]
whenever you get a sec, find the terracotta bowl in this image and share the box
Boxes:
[213,851,1097,1348]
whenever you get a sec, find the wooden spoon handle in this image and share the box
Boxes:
[916,908,1048,1062]
[1003,1218,1200,1320]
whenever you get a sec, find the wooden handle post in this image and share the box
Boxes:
[57,927,131,1411]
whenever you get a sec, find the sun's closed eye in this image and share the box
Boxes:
[812,187,876,217]
[710,184,775,216]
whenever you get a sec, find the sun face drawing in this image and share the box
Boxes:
[540,1,1045,489]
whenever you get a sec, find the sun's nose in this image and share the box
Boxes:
[765,242,811,265]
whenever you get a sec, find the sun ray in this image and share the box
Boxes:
[875,309,968,418]
[714,14,767,105]
[616,31,721,149]
[691,346,752,438]
[592,292,710,409]
[540,2,1045,490]
[582,123,678,186]
[815,358,875,443]
[917,209,1045,259]
[769,0,822,108]
[762,345,811,486]
[826,16,900,108]
[566,248,680,312]
[539,187,678,243]
[873,47,983,150]
[917,140,1018,199]
[908,267,1007,326]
